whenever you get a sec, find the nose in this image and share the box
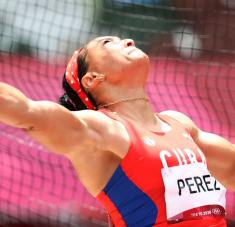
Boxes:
[123,39,135,47]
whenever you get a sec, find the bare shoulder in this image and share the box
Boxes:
[159,110,195,125]
[74,110,128,140]
[73,110,130,153]
[73,110,119,132]
[159,110,198,135]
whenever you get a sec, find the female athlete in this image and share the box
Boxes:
[0,36,235,227]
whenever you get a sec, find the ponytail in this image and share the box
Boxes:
[59,93,77,111]
[59,73,88,111]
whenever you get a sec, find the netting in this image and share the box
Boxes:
[0,0,235,226]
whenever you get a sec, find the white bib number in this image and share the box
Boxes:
[161,163,226,222]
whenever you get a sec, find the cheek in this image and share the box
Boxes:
[101,53,127,72]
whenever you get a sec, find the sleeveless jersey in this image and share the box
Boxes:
[96,111,227,227]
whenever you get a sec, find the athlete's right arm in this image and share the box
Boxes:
[0,82,105,154]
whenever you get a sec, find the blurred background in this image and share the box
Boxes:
[0,0,235,226]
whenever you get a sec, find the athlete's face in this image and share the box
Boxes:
[85,36,150,85]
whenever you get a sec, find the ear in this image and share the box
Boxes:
[81,72,105,89]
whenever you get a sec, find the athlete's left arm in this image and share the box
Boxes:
[161,110,235,191]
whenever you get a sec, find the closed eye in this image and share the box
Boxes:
[103,39,112,45]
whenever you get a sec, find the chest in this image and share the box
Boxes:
[133,126,206,171]
[119,125,216,204]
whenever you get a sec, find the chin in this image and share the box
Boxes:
[128,52,149,66]
[124,49,150,71]
[135,52,150,66]
[143,53,150,63]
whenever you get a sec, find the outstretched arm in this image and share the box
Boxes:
[0,82,104,154]
[194,130,235,190]
[161,110,235,191]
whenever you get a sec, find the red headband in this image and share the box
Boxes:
[65,49,96,110]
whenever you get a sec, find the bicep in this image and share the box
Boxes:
[0,83,104,154]
[23,100,100,154]
[194,130,235,190]
[28,100,84,131]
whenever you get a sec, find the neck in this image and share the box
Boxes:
[98,96,149,109]
[98,93,157,127]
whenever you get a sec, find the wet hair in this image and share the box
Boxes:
[59,48,96,111]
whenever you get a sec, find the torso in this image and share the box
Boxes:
[67,110,168,196]
[67,110,226,226]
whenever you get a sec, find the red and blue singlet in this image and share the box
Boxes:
[97,111,227,227]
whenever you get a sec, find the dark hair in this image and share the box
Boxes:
[59,48,96,111]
